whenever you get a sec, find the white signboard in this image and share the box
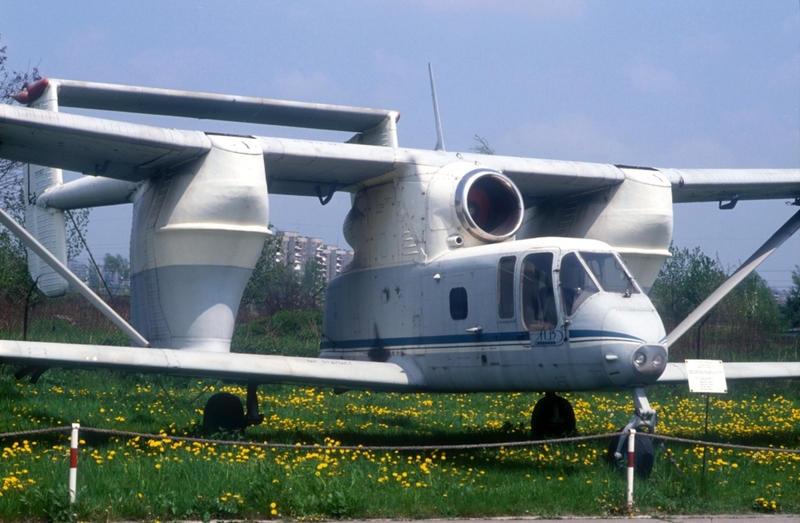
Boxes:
[685,359,728,394]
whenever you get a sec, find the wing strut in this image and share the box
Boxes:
[664,207,800,348]
[0,206,150,348]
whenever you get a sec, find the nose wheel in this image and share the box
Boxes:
[606,387,656,478]
[531,391,577,439]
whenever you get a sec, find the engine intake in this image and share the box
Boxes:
[455,170,524,242]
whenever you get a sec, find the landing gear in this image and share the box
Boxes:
[245,381,265,426]
[606,429,654,479]
[531,391,577,438]
[203,392,246,433]
[202,381,264,434]
[606,387,657,478]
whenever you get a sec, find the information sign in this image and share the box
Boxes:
[685,359,727,394]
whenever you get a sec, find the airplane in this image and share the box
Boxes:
[0,76,799,477]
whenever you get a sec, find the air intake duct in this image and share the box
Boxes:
[455,170,524,242]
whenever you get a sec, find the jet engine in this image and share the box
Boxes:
[343,162,525,269]
[425,163,524,256]
[454,169,524,243]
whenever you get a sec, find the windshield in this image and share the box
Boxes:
[559,252,599,316]
[579,252,639,296]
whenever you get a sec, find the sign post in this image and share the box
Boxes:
[69,423,79,503]
[685,360,727,476]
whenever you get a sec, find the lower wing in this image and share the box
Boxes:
[0,340,420,391]
[658,362,800,383]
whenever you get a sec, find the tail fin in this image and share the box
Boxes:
[22,81,69,297]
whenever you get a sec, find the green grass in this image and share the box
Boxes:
[0,310,799,520]
[1,367,799,521]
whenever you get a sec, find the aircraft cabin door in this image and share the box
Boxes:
[520,251,565,348]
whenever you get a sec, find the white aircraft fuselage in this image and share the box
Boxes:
[322,237,667,393]
[0,78,797,416]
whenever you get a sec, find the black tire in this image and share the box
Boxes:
[203,392,246,434]
[531,394,577,439]
[606,430,654,479]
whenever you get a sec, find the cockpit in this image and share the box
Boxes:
[560,251,640,317]
[499,249,642,332]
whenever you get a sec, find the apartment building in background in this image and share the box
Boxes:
[275,230,354,282]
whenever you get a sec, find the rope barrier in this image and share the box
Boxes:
[77,426,622,451]
[636,431,800,455]
[2,424,797,508]
[0,426,71,439]
[1,425,797,454]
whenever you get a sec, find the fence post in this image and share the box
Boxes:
[626,429,635,508]
[69,423,79,503]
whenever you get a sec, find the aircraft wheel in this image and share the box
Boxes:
[203,392,246,434]
[606,430,654,479]
[530,393,577,439]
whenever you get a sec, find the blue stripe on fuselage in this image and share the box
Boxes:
[569,329,644,343]
[320,329,643,351]
[320,331,529,351]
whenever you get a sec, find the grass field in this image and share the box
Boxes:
[0,310,799,521]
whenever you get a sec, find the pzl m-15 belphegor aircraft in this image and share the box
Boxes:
[0,78,799,472]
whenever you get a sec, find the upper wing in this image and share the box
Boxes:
[657,362,800,384]
[2,78,798,202]
[36,78,398,135]
[0,102,630,199]
[0,339,420,391]
[261,140,626,198]
[662,168,800,203]
[0,103,211,182]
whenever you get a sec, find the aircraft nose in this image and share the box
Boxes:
[630,344,667,379]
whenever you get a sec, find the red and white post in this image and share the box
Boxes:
[69,423,79,503]
[626,429,636,508]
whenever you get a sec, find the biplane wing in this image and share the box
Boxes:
[3,103,799,205]
[0,103,211,183]
[5,340,800,390]
[0,340,418,390]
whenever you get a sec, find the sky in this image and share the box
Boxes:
[1,1,799,289]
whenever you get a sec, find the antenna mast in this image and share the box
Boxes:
[428,63,446,152]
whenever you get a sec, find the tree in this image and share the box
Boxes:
[101,253,131,296]
[649,244,726,329]
[0,36,91,287]
[0,36,42,317]
[0,222,30,304]
[240,233,327,317]
[470,135,495,155]
[783,266,800,329]
[64,209,91,262]
[0,35,40,214]
[650,244,788,359]
[717,270,786,339]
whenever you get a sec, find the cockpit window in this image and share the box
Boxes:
[579,252,639,296]
[559,252,599,316]
[521,252,557,331]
